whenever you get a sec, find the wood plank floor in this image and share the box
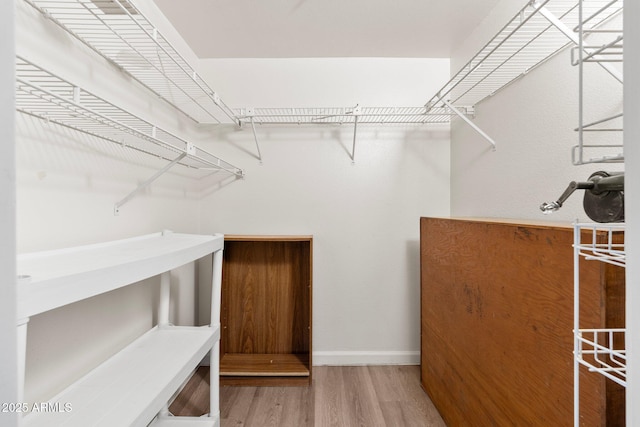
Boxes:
[170,365,446,426]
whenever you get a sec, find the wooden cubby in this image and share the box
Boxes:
[220,235,312,386]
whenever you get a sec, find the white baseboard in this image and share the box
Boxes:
[312,351,420,366]
[201,350,420,367]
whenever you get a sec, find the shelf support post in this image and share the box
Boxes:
[114,152,187,215]
[573,223,581,427]
[442,99,497,151]
[159,271,170,327]
[209,249,223,420]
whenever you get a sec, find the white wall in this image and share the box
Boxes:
[15,0,206,404]
[197,58,451,364]
[624,1,639,423]
[450,1,623,222]
[1,1,18,426]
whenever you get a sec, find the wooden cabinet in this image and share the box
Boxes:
[220,235,312,386]
[420,217,624,426]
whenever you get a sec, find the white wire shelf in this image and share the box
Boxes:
[235,106,454,126]
[574,222,625,267]
[575,328,626,387]
[15,56,243,177]
[23,0,238,125]
[425,0,623,111]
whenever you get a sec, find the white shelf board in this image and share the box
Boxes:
[22,325,219,427]
[150,415,219,427]
[17,231,223,319]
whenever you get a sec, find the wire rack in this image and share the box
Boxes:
[572,0,624,165]
[575,328,626,387]
[235,106,454,126]
[573,222,626,426]
[23,0,238,125]
[574,222,625,267]
[15,56,243,176]
[426,0,623,111]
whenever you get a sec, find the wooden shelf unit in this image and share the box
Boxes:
[220,235,312,386]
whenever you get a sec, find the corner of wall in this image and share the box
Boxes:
[1,0,18,423]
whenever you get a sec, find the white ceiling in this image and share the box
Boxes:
[152,0,505,58]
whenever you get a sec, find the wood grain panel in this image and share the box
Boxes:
[221,236,312,386]
[223,240,310,355]
[420,218,624,426]
[220,353,309,376]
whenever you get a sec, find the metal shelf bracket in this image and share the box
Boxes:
[246,109,263,164]
[442,99,497,151]
[350,105,361,164]
[114,152,187,215]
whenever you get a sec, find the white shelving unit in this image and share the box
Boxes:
[573,222,626,426]
[23,0,237,125]
[15,56,244,214]
[16,231,224,427]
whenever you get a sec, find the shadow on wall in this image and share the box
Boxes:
[205,122,451,165]
[403,125,450,176]
[16,114,241,200]
[406,239,421,342]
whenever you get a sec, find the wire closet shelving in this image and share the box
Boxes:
[236,0,622,130]
[23,0,238,125]
[235,106,454,126]
[18,0,625,168]
[424,0,623,154]
[21,0,624,159]
[426,0,622,110]
[15,56,244,213]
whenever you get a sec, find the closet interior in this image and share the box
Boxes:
[10,0,630,426]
